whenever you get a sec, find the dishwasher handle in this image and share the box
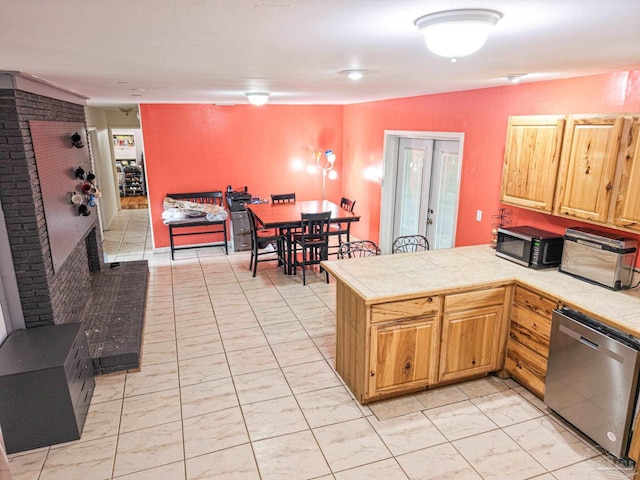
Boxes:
[580,336,598,350]
[559,322,625,364]
[559,324,599,349]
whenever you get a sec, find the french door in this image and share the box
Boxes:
[383,133,462,252]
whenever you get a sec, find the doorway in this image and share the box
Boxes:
[380,131,463,253]
[111,128,147,209]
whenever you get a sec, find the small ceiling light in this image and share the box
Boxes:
[414,9,502,62]
[347,70,364,81]
[507,74,526,84]
[245,92,270,106]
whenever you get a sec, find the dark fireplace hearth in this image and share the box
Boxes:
[81,260,148,374]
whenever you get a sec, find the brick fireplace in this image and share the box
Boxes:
[0,77,104,329]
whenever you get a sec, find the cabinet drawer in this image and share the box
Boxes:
[510,303,551,358]
[371,296,440,323]
[514,287,558,318]
[444,287,505,313]
[505,340,548,399]
[231,211,250,231]
[233,233,251,252]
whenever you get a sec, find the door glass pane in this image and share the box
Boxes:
[396,147,425,236]
[432,152,460,248]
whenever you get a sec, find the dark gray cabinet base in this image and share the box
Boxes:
[0,323,94,453]
[231,210,251,252]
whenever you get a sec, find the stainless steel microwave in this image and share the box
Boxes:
[496,225,564,269]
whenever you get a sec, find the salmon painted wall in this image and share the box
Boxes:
[342,70,640,254]
[140,104,343,248]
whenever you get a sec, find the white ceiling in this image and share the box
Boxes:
[1,0,640,107]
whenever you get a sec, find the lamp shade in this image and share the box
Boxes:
[415,9,502,60]
[245,92,270,106]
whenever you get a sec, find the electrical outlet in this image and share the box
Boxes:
[476,210,482,222]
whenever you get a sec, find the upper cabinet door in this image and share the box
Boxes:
[501,116,566,213]
[613,118,640,233]
[554,115,629,223]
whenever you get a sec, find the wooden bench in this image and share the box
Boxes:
[165,191,228,259]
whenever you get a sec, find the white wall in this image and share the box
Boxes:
[85,107,120,230]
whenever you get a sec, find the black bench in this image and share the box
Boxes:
[165,191,229,259]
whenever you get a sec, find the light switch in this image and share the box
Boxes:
[476,210,482,222]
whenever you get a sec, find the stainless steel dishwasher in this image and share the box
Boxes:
[545,308,640,459]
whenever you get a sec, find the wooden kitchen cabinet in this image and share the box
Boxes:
[504,285,558,398]
[613,117,640,232]
[368,316,439,397]
[553,115,631,224]
[335,286,442,403]
[500,113,640,235]
[439,287,509,383]
[500,115,566,213]
[335,279,512,403]
[368,296,441,399]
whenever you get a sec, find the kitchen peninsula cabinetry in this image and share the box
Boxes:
[554,115,631,224]
[368,297,441,398]
[439,287,509,383]
[500,115,565,213]
[504,286,559,398]
[335,280,510,404]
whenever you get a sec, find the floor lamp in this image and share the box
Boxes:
[308,150,337,200]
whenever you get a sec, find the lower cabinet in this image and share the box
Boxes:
[504,285,558,398]
[439,287,508,383]
[368,316,439,397]
[335,283,511,404]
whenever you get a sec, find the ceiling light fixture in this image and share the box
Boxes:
[414,9,502,62]
[346,70,364,81]
[507,74,526,84]
[245,92,270,106]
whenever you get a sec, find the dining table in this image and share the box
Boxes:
[247,200,361,275]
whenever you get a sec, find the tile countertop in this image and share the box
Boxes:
[321,245,640,335]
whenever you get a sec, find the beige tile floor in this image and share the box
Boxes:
[7,209,637,479]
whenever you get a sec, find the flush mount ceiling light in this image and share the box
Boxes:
[345,70,365,80]
[245,92,270,106]
[414,9,502,62]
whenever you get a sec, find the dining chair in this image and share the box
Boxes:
[392,234,430,253]
[329,197,356,256]
[292,211,331,285]
[247,208,286,277]
[271,193,296,203]
[337,240,381,259]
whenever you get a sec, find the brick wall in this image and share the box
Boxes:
[0,88,103,328]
